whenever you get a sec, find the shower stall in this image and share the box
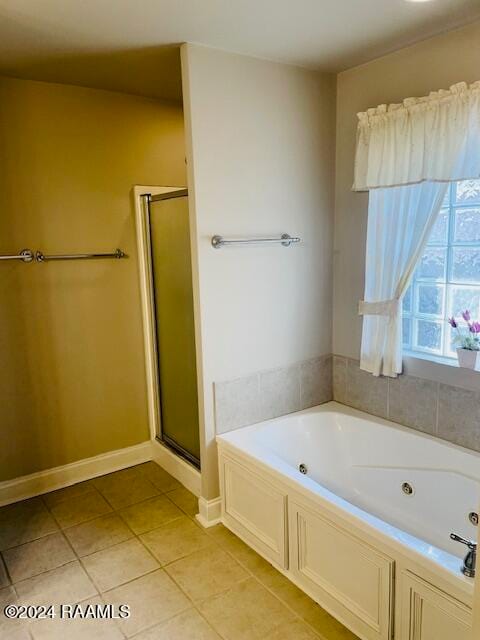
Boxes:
[138,188,200,468]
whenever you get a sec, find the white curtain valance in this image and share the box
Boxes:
[354,81,480,191]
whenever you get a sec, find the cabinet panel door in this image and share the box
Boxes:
[290,500,394,640]
[399,571,471,640]
[221,456,288,568]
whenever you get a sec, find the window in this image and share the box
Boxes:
[402,179,480,360]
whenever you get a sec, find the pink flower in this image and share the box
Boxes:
[462,310,471,322]
[469,321,480,334]
[448,316,458,328]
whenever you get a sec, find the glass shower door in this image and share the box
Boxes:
[148,193,200,467]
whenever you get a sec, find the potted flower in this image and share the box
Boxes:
[448,310,480,370]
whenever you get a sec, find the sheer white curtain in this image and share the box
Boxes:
[355,81,480,377]
[359,182,448,377]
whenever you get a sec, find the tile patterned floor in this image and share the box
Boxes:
[0,463,358,639]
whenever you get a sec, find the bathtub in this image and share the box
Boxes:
[217,402,479,640]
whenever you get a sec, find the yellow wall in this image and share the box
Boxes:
[0,76,186,481]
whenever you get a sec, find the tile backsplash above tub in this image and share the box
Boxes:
[214,355,332,435]
[333,356,480,453]
[215,354,480,454]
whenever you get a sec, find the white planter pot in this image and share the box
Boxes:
[456,348,480,370]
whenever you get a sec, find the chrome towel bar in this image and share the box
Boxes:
[211,233,300,249]
[0,249,34,263]
[35,249,125,262]
[0,249,126,263]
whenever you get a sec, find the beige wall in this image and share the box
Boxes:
[181,44,336,499]
[333,20,480,360]
[0,76,186,481]
[333,25,480,628]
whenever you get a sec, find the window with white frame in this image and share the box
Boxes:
[402,178,480,360]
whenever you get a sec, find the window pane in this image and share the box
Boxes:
[442,187,451,207]
[416,248,447,280]
[455,179,480,205]
[402,285,412,313]
[451,247,480,283]
[415,319,442,352]
[417,284,443,316]
[453,207,480,243]
[402,317,411,348]
[428,209,449,244]
[403,180,480,361]
[449,286,480,319]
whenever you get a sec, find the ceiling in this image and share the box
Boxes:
[0,0,479,102]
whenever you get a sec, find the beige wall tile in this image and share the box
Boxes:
[140,517,213,565]
[15,561,97,606]
[49,491,112,529]
[300,356,332,408]
[198,577,295,640]
[214,374,261,434]
[258,364,301,421]
[104,570,190,637]
[118,496,183,535]
[214,356,333,436]
[82,538,159,592]
[2,532,75,582]
[164,546,248,603]
[388,375,438,435]
[0,498,59,551]
[345,359,388,418]
[64,513,133,557]
[333,356,347,403]
[438,384,480,451]
[133,608,221,639]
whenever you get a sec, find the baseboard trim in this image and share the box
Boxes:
[151,439,201,497]
[196,496,222,528]
[0,441,152,507]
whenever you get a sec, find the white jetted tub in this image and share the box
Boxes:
[217,402,479,640]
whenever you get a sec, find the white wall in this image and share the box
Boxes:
[181,43,336,498]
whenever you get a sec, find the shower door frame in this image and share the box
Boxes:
[134,185,201,471]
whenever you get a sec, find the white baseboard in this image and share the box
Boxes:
[196,496,222,528]
[151,439,201,497]
[0,441,152,507]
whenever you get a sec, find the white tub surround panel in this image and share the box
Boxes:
[217,403,478,640]
[398,571,471,640]
[220,457,288,568]
[214,354,332,434]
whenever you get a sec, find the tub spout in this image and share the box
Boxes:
[450,533,477,578]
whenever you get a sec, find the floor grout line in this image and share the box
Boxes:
[1,463,340,639]
[208,529,326,638]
